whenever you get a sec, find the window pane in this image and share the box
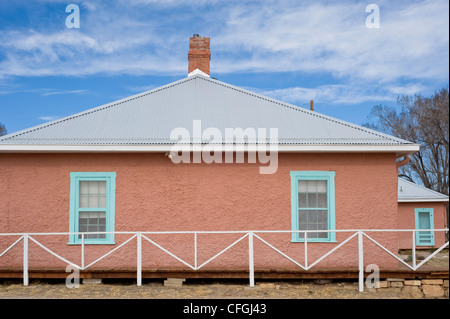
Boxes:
[298,191,307,208]
[99,182,106,195]
[98,196,106,208]
[298,180,327,208]
[298,180,308,208]
[79,181,107,208]
[298,209,328,239]
[418,212,431,229]
[80,181,89,195]
[88,181,99,194]
[78,211,107,239]
[79,195,89,208]
[90,195,99,208]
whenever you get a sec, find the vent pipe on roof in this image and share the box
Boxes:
[310,100,314,111]
[188,34,211,76]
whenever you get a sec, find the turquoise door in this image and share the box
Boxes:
[415,208,435,246]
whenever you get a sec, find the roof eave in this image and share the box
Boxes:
[398,198,449,203]
[0,143,420,157]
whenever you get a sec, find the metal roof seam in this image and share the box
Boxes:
[398,178,449,201]
[0,75,411,147]
[197,76,405,144]
[0,77,197,142]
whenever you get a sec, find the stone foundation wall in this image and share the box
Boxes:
[372,278,448,298]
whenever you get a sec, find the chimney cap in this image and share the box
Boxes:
[193,34,200,38]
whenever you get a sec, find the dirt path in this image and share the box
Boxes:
[0,278,447,299]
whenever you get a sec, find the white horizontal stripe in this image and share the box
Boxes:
[0,143,420,155]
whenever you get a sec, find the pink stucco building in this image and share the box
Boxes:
[1,35,434,278]
[397,178,448,250]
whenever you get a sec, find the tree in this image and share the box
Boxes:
[363,87,449,196]
[0,122,6,137]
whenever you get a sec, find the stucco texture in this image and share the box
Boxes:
[0,152,400,271]
[398,202,448,250]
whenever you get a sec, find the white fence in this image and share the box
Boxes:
[0,229,448,292]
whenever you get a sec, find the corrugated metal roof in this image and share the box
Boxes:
[0,74,414,146]
[398,178,449,202]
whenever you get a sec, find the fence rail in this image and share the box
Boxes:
[0,229,448,292]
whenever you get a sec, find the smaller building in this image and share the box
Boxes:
[398,178,449,250]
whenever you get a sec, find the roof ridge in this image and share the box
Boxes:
[197,76,409,144]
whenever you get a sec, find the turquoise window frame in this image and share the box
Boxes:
[414,208,435,246]
[290,171,336,243]
[69,172,116,245]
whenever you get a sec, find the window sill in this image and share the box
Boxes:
[290,240,338,244]
[67,242,116,245]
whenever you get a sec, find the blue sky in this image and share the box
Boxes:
[0,0,448,135]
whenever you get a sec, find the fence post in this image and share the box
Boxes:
[137,232,142,287]
[358,231,364,292]
[304,232,308,269]
[194,232,197,270]
[81,233,85,270]
[248,232,254,287]
[23,234,29,286]
[412,230,416,270]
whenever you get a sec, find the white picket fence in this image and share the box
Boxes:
[0,229,448,292]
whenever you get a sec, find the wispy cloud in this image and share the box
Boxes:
[212,0,449,83]
[0,0,447,82]
[0,87,89,96]
[126,84,159,93]
[0,0,447,107]
[38,115,62,121]
[40,89,88,96]
[387,84,428,96]
[257,84,397,105]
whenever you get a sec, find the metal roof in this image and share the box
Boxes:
[0,74,418,152]
[398,178,449,202]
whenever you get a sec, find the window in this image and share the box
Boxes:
[69,172,116,244]
[290,171,336,242]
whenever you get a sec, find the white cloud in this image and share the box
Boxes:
[41,89,89,96]
[388,84,428,96]
[212,0,449,83]
[0,29,180,77]
[258,84,396,105]
[38,115,62,121]
[0,88,89,96]
[126,84,159,92]
[0,0,447,99]
[81,1,98,11]
[118,0,226,6]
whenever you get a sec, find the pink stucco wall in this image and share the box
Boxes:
[398,202,448,250]
[0,152,400,272]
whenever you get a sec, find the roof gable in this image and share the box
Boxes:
[0,74,417,152]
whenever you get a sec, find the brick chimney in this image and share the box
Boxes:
[188,34,211,76]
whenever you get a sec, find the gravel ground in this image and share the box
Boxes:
[1,251,447,300]
[0,278,447,299]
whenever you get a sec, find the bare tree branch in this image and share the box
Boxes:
[0,123,7,137]
[363,87,449,195]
